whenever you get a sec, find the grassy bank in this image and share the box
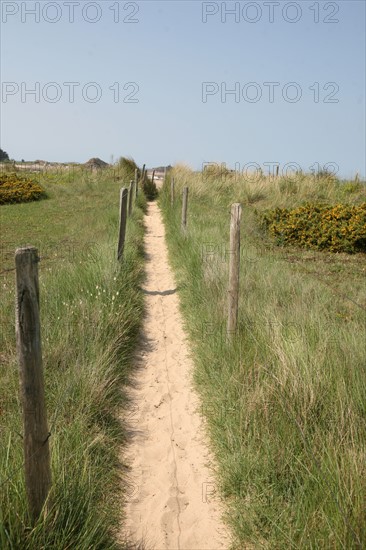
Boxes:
[160,167,366,549]
[0,165,145,548]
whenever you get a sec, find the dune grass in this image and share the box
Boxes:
[0,164,146,548]
[160,166,366,549]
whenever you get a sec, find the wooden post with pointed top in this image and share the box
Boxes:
[227,203,242,340]
[15,246,52,523]
[118,188,128,260]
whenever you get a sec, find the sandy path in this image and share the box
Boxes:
[120,201,228,550]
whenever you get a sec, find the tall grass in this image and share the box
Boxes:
[160,166,366,549]
[0,165,145,548]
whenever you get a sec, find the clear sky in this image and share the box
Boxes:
[1,0,365,178]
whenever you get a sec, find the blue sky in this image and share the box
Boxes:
[1,0,365,178]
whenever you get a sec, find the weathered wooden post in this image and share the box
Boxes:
[140,164,146,195]
[171,177,175,207]
[118,188,128,260]
[355,172,359,183]
[227,203,242,340]
[181,186,189,232]
[128,180,134,216]
[134,168,138,198]
[276,165,279,177]
[15,246,52,523]
[151,170,155,186]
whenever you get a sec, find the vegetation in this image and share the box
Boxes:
[0,149,9,162]
[0,173,47,205]
[0,165,146,548]
[113,157,157,200]
[141,172,158,201]
[115,157,139,182]
[159,166,366,549]
[261,202,366,253]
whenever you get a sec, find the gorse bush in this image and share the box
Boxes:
[261,202,366,253]
[0,173,47,205]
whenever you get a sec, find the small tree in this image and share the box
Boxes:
[0,149,10,161]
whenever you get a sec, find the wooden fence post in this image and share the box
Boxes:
[141,164,146,195]
[276,165,279,177]
[171,177,175,207]
[181,186,188,232]
[15,246,52,523]
[118,188,128,260]
[135,168,138,197]
[151,170,155,186]
[227,203,242,340]
[128,180,134,216]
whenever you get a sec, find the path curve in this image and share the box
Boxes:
[119,200,228,550]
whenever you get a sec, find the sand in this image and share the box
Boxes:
[119,200,228,550]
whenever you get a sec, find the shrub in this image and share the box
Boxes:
[0,148,10,161]
[261,202,366,253]
[0,173,47,205]
[142,172,158,201]
[116,156,139,181]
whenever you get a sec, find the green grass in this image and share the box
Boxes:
[0,165,146,548]
[159,166,366,549]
